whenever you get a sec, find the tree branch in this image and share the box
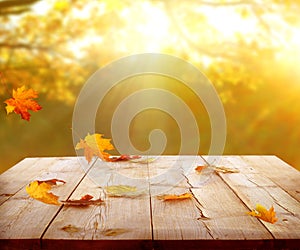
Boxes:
[0,0,40,9]
[0,42,49,51]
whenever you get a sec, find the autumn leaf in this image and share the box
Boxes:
[61,194,104,206]
[195,165,239,174]
[37,179,66,186]
[109,154,141,162]
[75,133,114,162]
[105,185,145,198]
[130,156,156,164]
[26,180,60,205]
[195,165,207,173]
[4,85,42,121]
[214,166,240,174]
[247,204,278,224]
[157,193,193,201]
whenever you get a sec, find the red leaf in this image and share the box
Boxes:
[109,154,141,162]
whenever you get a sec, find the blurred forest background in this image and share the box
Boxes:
[1,0,299,173]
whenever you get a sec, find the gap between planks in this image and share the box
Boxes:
[40,157,98,242]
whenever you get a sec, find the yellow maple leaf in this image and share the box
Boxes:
[157,193,193,201]
[75,133,114,162]
[247,204,278,224]
[26,180,60,205]
[105,185,145,198]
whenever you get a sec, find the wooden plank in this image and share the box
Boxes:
[240,155,300,201]
[1,155,299,249]
[0,158,57,205]
[216,156,300,239]
[191,174,273,240]
[151,186,212,240]
[0,157,88,250]
[42,158,152,249]
[149,156,212,240]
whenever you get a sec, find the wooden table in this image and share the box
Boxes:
[0,155,299,249]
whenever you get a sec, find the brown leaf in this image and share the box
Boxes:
[37,178,66,186]
[157,193,193,201]
[109,154,141,162]
[61,194,104,206]
[214,166,240,173]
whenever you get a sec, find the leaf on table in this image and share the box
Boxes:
[157,193,193,201]
[247,204,278,224]
[61,194,104,206]
[26,180,60,205]
[105,185,144,198]
[4,85,42,121]
[130,156,156,164]
[75,133,114,163]
[102,228,131,236]
[214,166,240,174]
[109,154,141,162]
[37,178,66,186]
[61,224,80,233]
[195,165,207,173]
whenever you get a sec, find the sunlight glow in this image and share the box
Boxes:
[203,7,257,39]
[120,2,171,52]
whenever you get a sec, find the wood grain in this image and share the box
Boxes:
[216,157,300,239]
[0,155,299,250]
[0,157,88,249]
[43,158,152,248]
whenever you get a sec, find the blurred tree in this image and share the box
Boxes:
[0,0,41,15]
[0,0,300,171]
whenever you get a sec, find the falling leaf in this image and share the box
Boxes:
[26,180,60,205]
[105,185,144,198]
[214,166,240,174]
[109,154,141,162]
[61,194,104,206]
[195,165,207,173]
[75,133,114,162]
[102,228,130,236]
[247,204,278,224]
[4,85,42,121]
[61,224,80,233]
[157,193,193,201]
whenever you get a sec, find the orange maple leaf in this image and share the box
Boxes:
[26,180,62,205]
[195,165,207,173]
[75,133,114,162]
[4,85,42,121]
[157,193,193,201]
[247,204,278,224]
